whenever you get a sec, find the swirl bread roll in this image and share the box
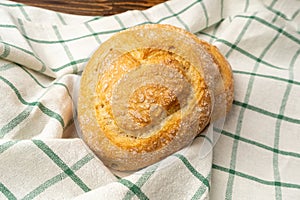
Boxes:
[78,24,234,171]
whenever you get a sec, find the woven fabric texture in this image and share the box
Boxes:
[0,0,299,199]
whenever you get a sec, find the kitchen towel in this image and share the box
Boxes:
[0,0,299,199]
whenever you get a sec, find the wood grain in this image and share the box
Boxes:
[13,0,167,16]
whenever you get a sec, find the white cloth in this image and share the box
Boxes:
[0,0,299,199]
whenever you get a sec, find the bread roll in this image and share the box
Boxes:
[78,24,233,171]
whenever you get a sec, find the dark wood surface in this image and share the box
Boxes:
[13,0,167,16]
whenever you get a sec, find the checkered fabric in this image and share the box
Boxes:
[0,0,299,199]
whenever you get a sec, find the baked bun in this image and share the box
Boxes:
[78,24,233,171]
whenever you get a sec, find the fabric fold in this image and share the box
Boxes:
[1,0,300,199]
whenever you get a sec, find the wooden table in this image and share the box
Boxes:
[13,0,167,16]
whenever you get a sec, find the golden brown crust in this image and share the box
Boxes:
[94,48,209,153]
[78,24,234,171]
[200,42,234,113]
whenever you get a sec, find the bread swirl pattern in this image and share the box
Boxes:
[78,24,233,171]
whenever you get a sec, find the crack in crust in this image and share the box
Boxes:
[94,48,209,153]
[78,24,234,171]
